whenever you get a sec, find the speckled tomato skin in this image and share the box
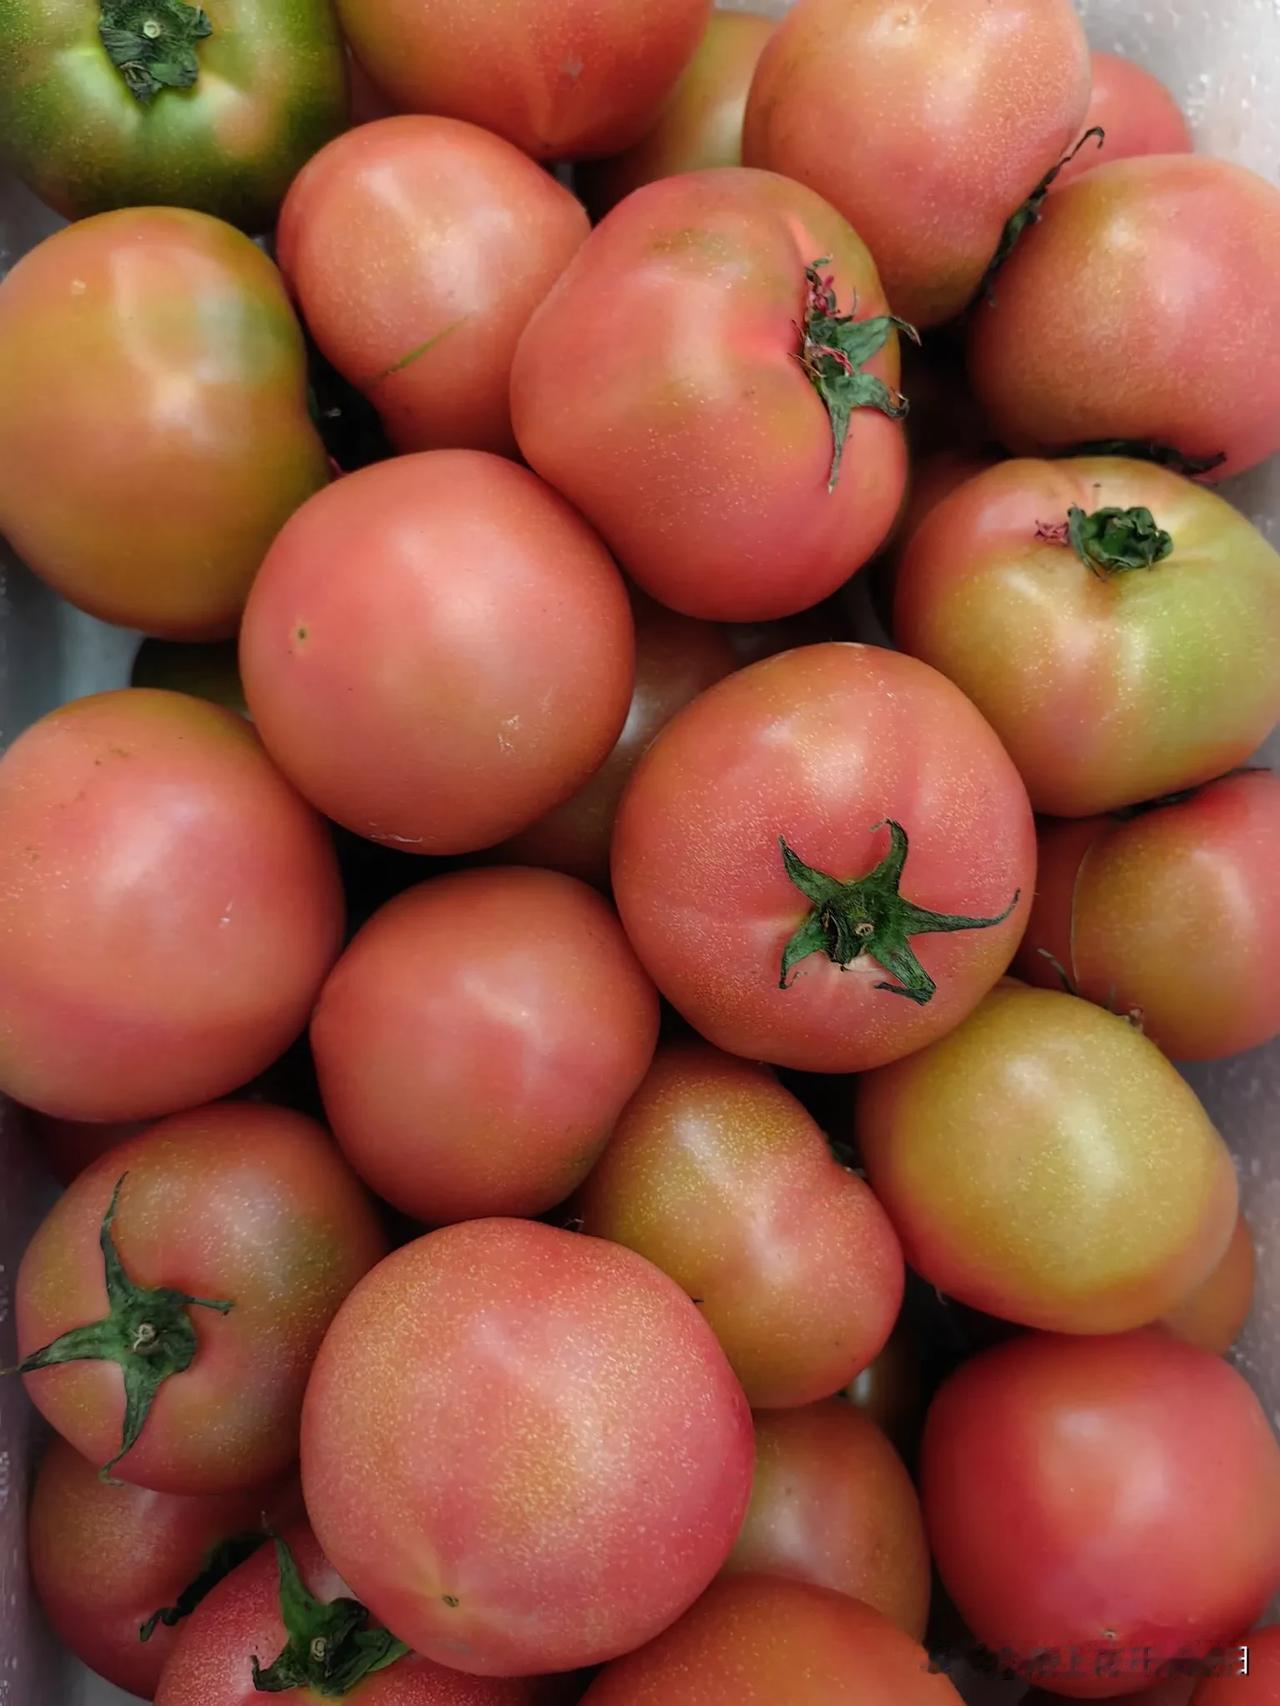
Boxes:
[276,116,589,457]
[299,1219,753,1676]
[511,169,907,622]
[1016,773,1280,1059]
[155,1524,549,1706]
[580,1575,964,1704]
[239,451,634,854]
[0,690,344,1122]
[29,1436,297,1699]
[0,210,328,638]
[1162,1212,1256,1356]
[611,643,1035,1074]
[579,10,774,216]
[337,0,710,159]
[0,0,346,229]
[725,1402,930,1639]
[922,1332,1280,1698]
[578,1043,903,1407]
[311,869,660,1224]
[1055,52,1191,190]
[968,157,1280,480]
[17,1103,387,1494]
[1190,1626,1280,1703]
[894,460,1280,817]
[742,0,1090,327]
[857,986,1239,1335]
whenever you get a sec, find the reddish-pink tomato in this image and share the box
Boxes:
[578,1042,903,1407]
[312,868,660,1224]
[968,156,1280,480]
[16,1103,386,1494]
[335,0,711,159]
[922,1331,1280,1698]
[1161,1212,1256,1357]
[239,450,634,855]
[512,168,908,622]
[0,690,343,1122]
[1055,51,1192,189]
[300,1219,753,1676]
[742,0,1090,326]
[1191,1627,1280,1703]
[277,116,588,457]
[1017,772,1280,1060]
[611,643,1034,1073]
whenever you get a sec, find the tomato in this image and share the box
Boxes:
[968,156,1280,480]
[338,0,709,160]
[1016,772,1280,1057]
[611,643,1034,1073]
[921,1331,1280,1698]
[497,592,736,887]
[725,1402,930,1638]
[312,869,659,1225]
[511,168,909,622]
[0,690,343,1123]
[893,459,1280,817]
[300,1218,752,1676]
[578,10,774,216]
[1055,52,1192,190]
[132,641,247,716]
[0,0,345,228]
[1191,1628,1280,1703]
[276,116,588,457]
[0,210,326,638]
[1162,1212,1256,1357]
[239,451,634,855]
[577,1042,903,1407]
[741,0,1090,327]
[28,1436,295,1699]
[154,1524,553,1705]
[857,985,1239,1334]
[15,1102,386,1493]
[580,1575,963,1704]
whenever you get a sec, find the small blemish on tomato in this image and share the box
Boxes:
[442,1594,460,1608]
[295,625,309,642]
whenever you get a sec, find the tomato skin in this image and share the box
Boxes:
[1055,52,1192,190]
[611,643,1034,1074]
[921,1331,1280,1699]
[1191,1627,1280,1703]
[578,1043,902,1406]
[154,1524,547,1706]
[301,1219,752,1676]
[1017,773,1280,1058]
[580,1575,963,1704]
[893,460,1280,817]
[968,156,1280,480]
[498,593,736,887]
[239,451,634,855]
[725,1402,930,1639]
[742,0,1090,327]
[0,690,343,1123]
[1162,1212,1256,1357]
[17,1103,387,1495]
[312,869,660,1224]
[28,1436,295,1699]
[0,0,346,229]
[858,986,1238,1334]
[579,10,774,216]
[0,210,327,639]
[277,116,588,457]
[337,0,710,159]
[511,169,907,622]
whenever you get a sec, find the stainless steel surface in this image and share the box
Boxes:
[2,2,1278,1699]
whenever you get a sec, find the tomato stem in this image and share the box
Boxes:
[777,821,1019,1002]
[140,1529,270,1644]
[251,1535,410,1695]
[1038,504,1174,577]
[981,127,1105,299]
[98,0,213,103]
[1062,439,1228,478]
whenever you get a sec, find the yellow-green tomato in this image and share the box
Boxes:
[0,208,328,639]
[857,986,1239,1335]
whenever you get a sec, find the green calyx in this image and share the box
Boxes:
[98,0,213,102]
[251,1536,409,1696]
[777,821,1020,1004]
[1039,504,1174,576]
[140,1530,269,1644]
[982,128,1105,296]
[797,261,918,492]
[13,1176,233,1479]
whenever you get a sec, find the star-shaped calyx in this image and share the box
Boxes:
[777,821,1020,1003]
[251,1536,409,1696]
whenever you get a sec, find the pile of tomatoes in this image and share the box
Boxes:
[1,0,1279,1701]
